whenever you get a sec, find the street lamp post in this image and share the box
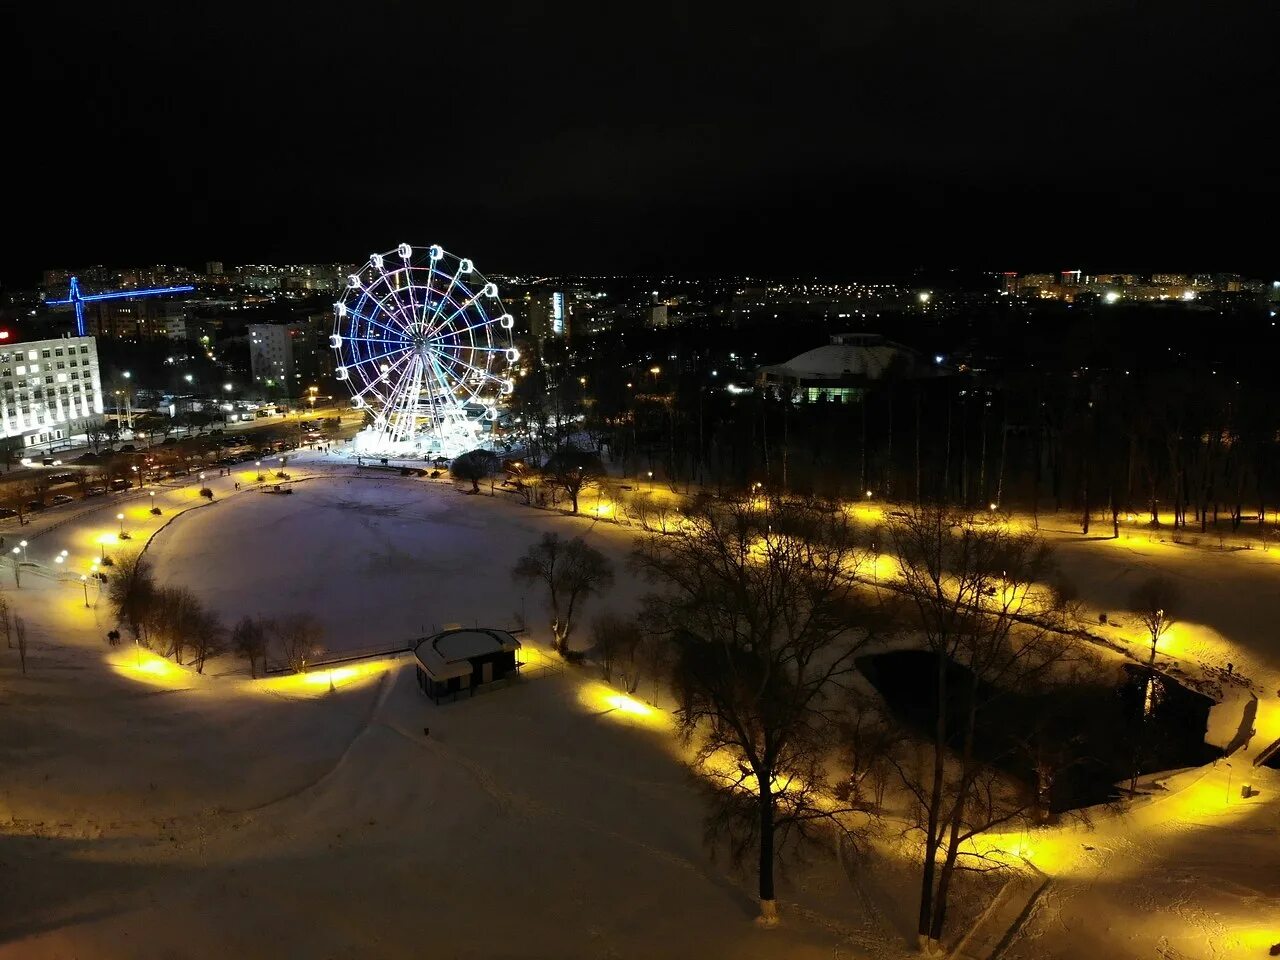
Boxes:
[117,512,126,536]
[10,546,20,588]
[80,574,90,607]
[18,539,28,563]
[121,371,134,431]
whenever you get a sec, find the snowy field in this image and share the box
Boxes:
[145,476,648,654]
[1,459,1277,958]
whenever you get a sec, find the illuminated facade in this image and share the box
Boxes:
[0,335,105,447]
[332,243,517,457]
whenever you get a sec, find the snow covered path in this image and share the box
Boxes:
[3,463,1278,958]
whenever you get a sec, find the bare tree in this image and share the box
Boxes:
[1127,575,1180,795]
[190,605,225,674]
[543,446,605,515]
[107,553,157,648]
[885,506,1078,951]
[147,585,203,664]
[231,616,269,678]
[589,611,644,688]
[271,613,325,673]
[512,533,615,655]
[0,595,10,648]
[15,615,27,674]
[632,495,882,925]
[450,448,498,494]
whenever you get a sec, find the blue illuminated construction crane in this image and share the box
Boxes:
[45,275,195,337]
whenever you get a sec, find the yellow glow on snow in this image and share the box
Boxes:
[577,681,670,730]
[109,649,192,689]
[257,658,396,696]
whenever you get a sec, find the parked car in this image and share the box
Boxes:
[48,472,75,484]
[85,486,107,497]
[0,507,17,519]
[109,478,132,491]
[25,500,45,512]
[50,494,75,506]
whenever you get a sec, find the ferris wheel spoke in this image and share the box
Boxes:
[351,348,416,403]
[354,276,417,339]
[432,347,506,388]
[425,265,467,327]
[434,342,508,354]
[349,343,412,370]
[347,300,412,342]
[425,351,474,412]
[427,315,499,343]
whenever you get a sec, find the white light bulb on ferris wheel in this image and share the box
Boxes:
[331,242,517,456]
[347,274,361,289]
[334,302,347,318]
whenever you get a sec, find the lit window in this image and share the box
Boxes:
[15,365,24,375]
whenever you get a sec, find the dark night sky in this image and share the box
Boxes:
[6,2,1277,282]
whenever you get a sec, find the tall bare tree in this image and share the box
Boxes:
[271,613,325,673]
[886,506,1078,951]
[232,616,270,678]
[190,605,225,674]
[633,495,881,925]
[542,446,605,515]
[108,553,157,648]
[589,611,644,688]
[1127,575,1180,794]
[512,533,615,655]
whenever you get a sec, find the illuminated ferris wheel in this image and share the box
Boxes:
[331,243,517,456]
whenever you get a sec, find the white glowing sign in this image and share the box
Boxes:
[551,292,565,335]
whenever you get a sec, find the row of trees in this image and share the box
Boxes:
[511,311,1280,533]
[107,554,324,674]
[511,499,1149,949]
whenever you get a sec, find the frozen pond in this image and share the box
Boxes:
[146,476,645,654]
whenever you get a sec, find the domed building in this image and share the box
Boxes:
[755,333,938,402]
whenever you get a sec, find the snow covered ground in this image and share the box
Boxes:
[1,458,1277,958]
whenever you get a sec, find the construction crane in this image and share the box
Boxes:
[45,275,195,337]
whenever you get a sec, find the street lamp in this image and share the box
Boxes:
[117,512,125,536]
[647,470,654,492]
[865,490,873,500]
[18,540,28,563]
[80,574,90,607]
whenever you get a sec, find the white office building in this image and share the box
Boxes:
[0,335,106,448]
